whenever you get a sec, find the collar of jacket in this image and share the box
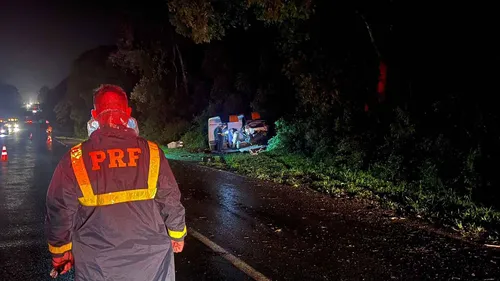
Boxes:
[91,125,138,140]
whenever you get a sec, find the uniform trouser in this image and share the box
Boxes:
[74,241,175,281]
[216,137,224,151]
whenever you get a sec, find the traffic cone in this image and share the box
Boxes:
[1,146,7,161]
[47,135,52,143]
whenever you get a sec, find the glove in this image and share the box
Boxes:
[50,251,74,278]
[171,240,185,253]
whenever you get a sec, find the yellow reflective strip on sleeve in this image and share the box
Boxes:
[48,242,72,254]
[168,226,187,239]
[70,144,96,204]
[147,141,160,197]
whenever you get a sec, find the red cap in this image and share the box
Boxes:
[93,84,128,115]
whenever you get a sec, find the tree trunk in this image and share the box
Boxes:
[175,43,189,95]
[357,10,386,102]
[357,10,380,59]
[172,46,178,92]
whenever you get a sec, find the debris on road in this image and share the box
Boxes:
[167,140,184,148]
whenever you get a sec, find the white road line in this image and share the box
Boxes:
[189,228,272,281]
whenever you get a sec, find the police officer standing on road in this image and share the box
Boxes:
[45,84,186,281]
[214,124,224,152]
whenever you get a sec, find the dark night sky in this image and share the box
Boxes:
[0,0,119,102]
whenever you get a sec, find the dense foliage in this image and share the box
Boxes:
[168,0,500,213]
[39,47,135,136]
[41,0,500,234]
[0,83,23,116]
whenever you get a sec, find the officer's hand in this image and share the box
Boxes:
[50,251,74,278]
[171,240,185,253]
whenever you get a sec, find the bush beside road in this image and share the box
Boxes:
[164,147,500,243]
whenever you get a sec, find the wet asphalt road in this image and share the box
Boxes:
[176,163,500,281]
[1,127,499,280]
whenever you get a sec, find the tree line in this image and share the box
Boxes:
[38,0,500,214]
[0,83,23,116]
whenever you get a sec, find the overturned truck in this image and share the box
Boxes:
[208,112,269,153]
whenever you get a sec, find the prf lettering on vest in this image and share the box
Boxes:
[89,148,142,171]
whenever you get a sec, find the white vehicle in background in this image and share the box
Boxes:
[208,116,223,151]
[207,112,269,152]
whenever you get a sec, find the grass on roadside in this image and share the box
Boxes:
[195,150,500,241]
[161,147,208,162]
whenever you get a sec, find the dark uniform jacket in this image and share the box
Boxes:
[45,127,186,281]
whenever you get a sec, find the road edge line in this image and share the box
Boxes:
[189,228,272,281]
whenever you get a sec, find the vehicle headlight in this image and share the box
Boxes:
[14,124,19,128]
[0,129,5,133]
[13,128,20,132]
[5,124,10,128]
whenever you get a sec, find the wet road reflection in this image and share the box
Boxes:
[0,128,72,281]
[174,161,500,281]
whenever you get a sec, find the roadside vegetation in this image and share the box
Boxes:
[169,144,500,241]
[40,1,499,242]
[232,153,499,239]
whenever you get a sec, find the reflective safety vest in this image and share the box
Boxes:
[70,141,160,207]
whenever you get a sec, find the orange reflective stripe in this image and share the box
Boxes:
[48,242,72,254]
[147,141,160,197]
[70,144,95,199]
[70,142,161,207]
